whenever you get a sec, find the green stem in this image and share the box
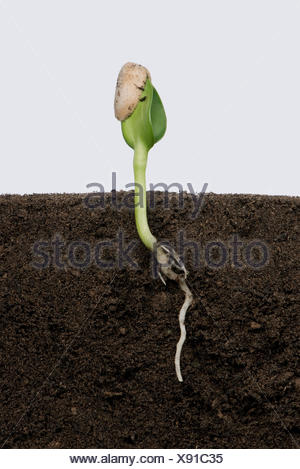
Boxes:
[133,141,157,251]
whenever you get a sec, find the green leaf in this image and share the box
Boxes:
[121,79,167,150]
[150,86,167,144]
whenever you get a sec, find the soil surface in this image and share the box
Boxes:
[0,192,299,449]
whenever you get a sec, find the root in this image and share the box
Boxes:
[175,279,193,382]
[154,243,193,382]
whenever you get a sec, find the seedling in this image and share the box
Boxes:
[114,62,193,382]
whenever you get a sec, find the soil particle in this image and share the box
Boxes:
[250,321,262,330]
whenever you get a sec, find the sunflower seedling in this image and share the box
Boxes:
[114,62,193,382]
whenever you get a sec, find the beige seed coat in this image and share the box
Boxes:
[114,62,151,121]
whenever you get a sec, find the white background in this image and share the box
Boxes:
[0,449,299,468]
[0,0,299,196]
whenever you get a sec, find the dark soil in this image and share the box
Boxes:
[0,192,299,449]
